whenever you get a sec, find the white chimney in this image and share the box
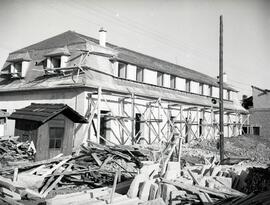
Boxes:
[99,27,107,47]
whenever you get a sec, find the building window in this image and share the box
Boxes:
[49,127,64,149]
[118,62,127,78]
[51,57,61,68]
[185,79,191,92]
[208,85,213,96]
[227,90,231,100]
[199,83,204,95]
[157,72,164,86]
[14,62,22,74]
[170,75,176,89]
[136,67,144,82]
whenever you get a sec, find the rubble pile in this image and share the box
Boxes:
[0,138,269,204]
[0,142,151,204]
[0,136,35,168]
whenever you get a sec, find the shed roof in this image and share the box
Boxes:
[8,103,88,124]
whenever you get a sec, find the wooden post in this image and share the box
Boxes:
[158,100,161,141]
[121,98,125,144]
[131,93,135,144]
[197,107,200,139]
[97,87,102,144]
[219,15,224,162]
[179,105,183,139]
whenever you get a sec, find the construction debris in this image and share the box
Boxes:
[0,136,35,168]
[0,137,269,204]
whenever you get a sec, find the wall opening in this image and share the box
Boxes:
[100,110,110,144]
[135,113,142,141]
[253,126,260,136]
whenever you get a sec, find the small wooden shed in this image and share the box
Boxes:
[9,103,88,161]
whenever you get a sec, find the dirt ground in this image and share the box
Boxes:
[183,135,270,166]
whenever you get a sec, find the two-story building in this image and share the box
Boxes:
[247,86,270,137]
[0,29,247,150]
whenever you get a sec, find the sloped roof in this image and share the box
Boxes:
[44,46,71,57]
[8,103,88,124]
[7,52,31,62]
[7,30,236,91]
[113,47,234,90]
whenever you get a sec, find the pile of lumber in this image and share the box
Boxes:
[0,136,35,167]
[125,158,247,204]
[0,138,268,205]
[215,190,270,205]
[0,142,150,204]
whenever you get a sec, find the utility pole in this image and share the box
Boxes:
[219,15,224,162]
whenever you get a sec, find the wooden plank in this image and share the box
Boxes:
[41,164,73,198]
[0,176,16,192]
[91,153,102,166]
[109,169,120,204]
[0,195,23,205]
[161,144,176,176]
[13,168,18,182]
[42,157,71,177]
[0,155,72,173]
[162,179,225,198]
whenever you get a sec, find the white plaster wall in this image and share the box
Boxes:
[22,61,30,77]
[144,69,157,85]
[163,74,170,88]
[112,62,118,76]
[126,64,136,81]
[212,87,219,98]
[190,81,199,94]
[61,56,69,68]
[0,89,84,139]
[47,58,52,68]
[223,90,228,100]
[176,77,185,91]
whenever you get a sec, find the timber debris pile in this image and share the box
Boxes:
[0,137,270,205]
[0,136,35,168]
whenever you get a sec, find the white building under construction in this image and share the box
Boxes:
[0,29,248,157]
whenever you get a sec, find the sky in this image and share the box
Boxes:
[0,0,269,96]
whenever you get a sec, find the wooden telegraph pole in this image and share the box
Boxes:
[219,15,224,162]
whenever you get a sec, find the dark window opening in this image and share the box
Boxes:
[135,113,142,141]
[51,57,61,68]
[14,62,22,73]
[100,110,110,145]
[253,127,260,136]
[49,127,64,149]
[118,62,127,78]
[199,118,203,136]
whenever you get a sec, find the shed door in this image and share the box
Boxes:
[49,127,64,158]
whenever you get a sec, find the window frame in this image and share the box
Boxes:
[136,66,144,82]
[208,85,213,97]
[49,127,64,149]
[199,83,204,95]
[185,79,191,92]
[170,75,176,89]
[157,72,164,86]
[117,62,127,78]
